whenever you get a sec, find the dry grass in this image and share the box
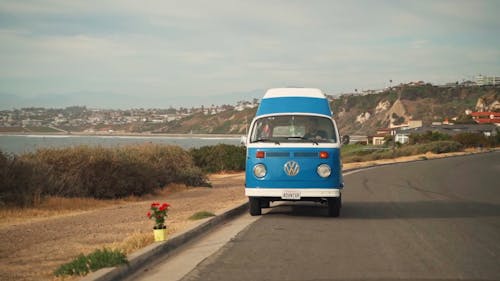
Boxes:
[1,197,111,227]
[0,195,144,227]
[0,182,195,228]
[0,183,200,232]
[111,232,155,255]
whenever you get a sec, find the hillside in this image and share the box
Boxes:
[152,107,257,135]
[331,85,499,135]
[155,85,499,136]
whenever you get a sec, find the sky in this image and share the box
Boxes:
[1,0,499,109]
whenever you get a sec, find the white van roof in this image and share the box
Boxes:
[256,88,332,117]
[263,88,326,99]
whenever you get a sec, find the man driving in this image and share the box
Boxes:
[303,118,327,140]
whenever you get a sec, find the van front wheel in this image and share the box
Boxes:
[327,197,341,217]
[249,197,262,216]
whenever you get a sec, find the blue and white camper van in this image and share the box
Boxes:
[244,88,344,217]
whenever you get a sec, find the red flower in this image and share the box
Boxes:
[148,201,170,229]
[159,203,170,211]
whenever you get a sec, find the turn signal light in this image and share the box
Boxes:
[256,151,265,158]
[319,151,329,159]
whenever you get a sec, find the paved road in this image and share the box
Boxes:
[177,152,500,281]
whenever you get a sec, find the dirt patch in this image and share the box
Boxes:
[0,175,247,281]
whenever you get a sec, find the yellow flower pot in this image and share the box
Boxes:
[153,228,167,242]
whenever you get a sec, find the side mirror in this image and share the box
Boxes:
[240,135,247,146]
[341,135,350,145]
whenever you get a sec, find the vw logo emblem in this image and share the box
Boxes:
[284,161,300,176]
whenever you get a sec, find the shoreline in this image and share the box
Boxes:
[0,131,243,138]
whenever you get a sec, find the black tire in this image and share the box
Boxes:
[249,197,262,216]
[261,200,270,208]
[327,197,341,217]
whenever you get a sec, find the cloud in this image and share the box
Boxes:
[0,0,499,108]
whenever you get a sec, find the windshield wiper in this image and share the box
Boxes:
[254,138,280,145]
[287,136,319,145]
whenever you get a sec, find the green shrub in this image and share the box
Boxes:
[179,167,211,187]
[0,150,48,207]
[415,141,463,154]
[189,211,216,220]
[368,150,394,160]
[54,248,127,277]
[342,155,363,163]
[409,131,451,144]
[341,141,463,163]
[452,132,491,148]
[190,144,245,173]
[22,146,160,199]
[1,144,211,205]
[125,144,196,187]
[54,254,89,276]
[341,144,383,157]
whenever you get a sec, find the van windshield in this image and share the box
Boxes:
[250,115,337,143]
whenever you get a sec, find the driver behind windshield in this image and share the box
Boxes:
[303,118,327,140]
[258,119,272,139]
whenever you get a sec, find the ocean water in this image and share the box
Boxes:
[0,134,242,155]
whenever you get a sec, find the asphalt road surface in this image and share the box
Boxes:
[176,152,500,281]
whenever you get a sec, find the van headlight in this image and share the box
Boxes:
[253,164,267,178]
[317,164,331,178]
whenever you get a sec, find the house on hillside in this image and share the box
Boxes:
[373,120,423,145]
[371,128,393,145]
[349,135,369,144]
[469,112,500,125]
[21,119,43,127]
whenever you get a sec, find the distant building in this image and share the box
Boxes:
[371,128,393,145]
[469,112,500,125]
[407,81,425,87]
[389,120,423,129]
[476,75,500,86]
[390,120,424,144]
[22,119,43,127]
[371,121,424,145]
[349,135,369,145]
[461,80,476,87]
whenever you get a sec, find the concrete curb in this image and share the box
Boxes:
[81,201,249,281]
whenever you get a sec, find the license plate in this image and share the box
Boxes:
[282,190,301,200]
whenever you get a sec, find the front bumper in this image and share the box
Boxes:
[245,188,340,198]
